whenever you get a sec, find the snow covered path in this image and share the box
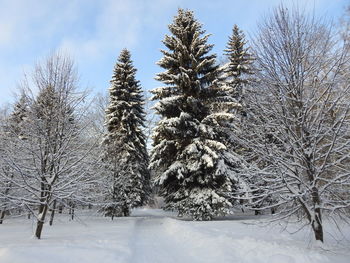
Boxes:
[0,209,349,263]
[128,217,194,263]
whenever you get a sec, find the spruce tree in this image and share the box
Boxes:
[151,8,235,220]
[8,92,29,139]
[103,49,150,218]
[0,93,29,224]
[223,25,253,105]
[220,25,256,210]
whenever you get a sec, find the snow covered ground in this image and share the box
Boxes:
[0,208,349,263]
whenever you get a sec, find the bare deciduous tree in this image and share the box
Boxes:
[0,53,98,238]
[240,6,350,242]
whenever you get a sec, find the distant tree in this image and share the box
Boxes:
[0,93,29,224]
[219,25,256,210]
[102,49,150,218]
[90,92,108,139]
[8,92,30,139]
[223,24,254,105]
[151,8,236,220]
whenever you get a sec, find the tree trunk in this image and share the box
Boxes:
[312,214,324,242]
[311,187,323,242]
[240,199,245,213]
[35,203,49,239]
[123,203,129,217]
[49,200,57,226]
[0,175,13,225]
[71,204,75,220]
[0,209,6,224]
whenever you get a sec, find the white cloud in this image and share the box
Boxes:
[0,0,346,105]
[57,0,165,61]
[0,0,182,103]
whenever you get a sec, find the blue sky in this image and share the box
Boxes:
[0,0,348,105]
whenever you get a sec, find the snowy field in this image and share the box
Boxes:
[0,208,349,263]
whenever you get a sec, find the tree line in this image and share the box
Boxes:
[0,6,349,242]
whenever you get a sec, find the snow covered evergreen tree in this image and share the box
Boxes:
[221,25,265,212]
[103,49,150,218]
[223,25,253,104]
[0,93,29,224]
[151,8,235,220]
[8,93,29,139]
